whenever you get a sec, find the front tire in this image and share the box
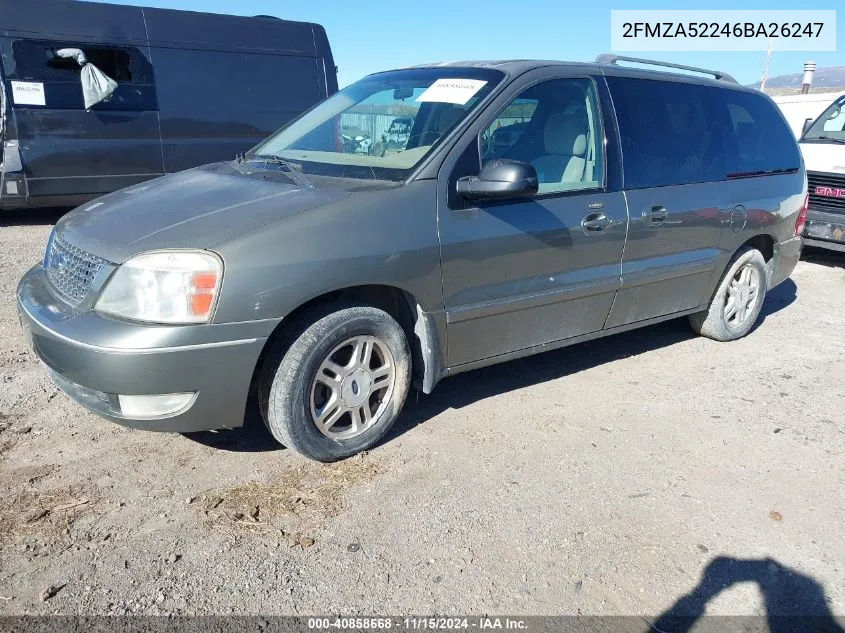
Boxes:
[689,246,768,341]
[259,305,411,462]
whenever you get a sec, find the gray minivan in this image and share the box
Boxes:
[17,56,806,462]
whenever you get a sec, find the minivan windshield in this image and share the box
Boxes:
[248,68,504,181]
[802,95,845,143]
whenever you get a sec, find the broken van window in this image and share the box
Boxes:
[11,40,133,84]
[54,49,118,110]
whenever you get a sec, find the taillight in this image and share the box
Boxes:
[794,191,808,237]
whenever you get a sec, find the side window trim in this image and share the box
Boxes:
[593,74,624,193]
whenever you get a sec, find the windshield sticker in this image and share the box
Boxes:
[416,79,487,105]
[11,81,46,106]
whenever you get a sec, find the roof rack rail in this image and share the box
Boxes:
[594,54,738,84]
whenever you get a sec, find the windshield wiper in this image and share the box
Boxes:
[803,136,845,145]
[248,154,314,188]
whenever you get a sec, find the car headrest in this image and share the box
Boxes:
[543,111,588,156]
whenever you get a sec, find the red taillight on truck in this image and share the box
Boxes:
[794,192,808,237]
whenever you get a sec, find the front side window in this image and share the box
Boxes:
[803,95,845,142]
[480,78,603,194]
[250,68,504,181]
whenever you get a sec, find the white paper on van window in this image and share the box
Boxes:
[11,81,46,106]
[416,79,487,105]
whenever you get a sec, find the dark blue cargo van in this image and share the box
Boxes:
[0,0,337,210]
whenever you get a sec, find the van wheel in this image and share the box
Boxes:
[259,305,411,462]
[689,247,768,341]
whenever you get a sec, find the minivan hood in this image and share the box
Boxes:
[798,142,845,174]
[56,165,348,263]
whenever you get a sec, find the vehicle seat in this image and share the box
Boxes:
[436,108,463,135]
[530,112,588,185]
[416,107,464,147]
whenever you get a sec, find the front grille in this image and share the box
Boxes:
[807,171,845,215]
[44,233,107,306]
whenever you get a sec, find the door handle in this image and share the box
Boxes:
[642,205,669,226]
[581,211,612,234]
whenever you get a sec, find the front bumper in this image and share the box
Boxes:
[16,264,278,433]
[766,236,803,290]
[803,208,845,252]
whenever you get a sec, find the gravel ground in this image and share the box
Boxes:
[0,210,843,621]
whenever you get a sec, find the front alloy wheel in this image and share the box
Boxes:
[260,304,411,462]
[310,335,396,439]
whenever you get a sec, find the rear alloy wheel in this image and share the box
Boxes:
[723,263,761,328]
[689,246,768,341]
[260,305,411,462]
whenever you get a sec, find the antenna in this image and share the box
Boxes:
[759,39,773,91]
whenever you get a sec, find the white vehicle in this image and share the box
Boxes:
[798,94,845,252]
[772,91,845,138]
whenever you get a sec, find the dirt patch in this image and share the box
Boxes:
[5,464,57,485]
[0,437,16,457]
[198,454,383,544]
[0,484,99,550]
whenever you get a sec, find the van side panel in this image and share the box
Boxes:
[0,0,147,43]
[312,25,338,97]
[14,110,163,198]
[142,8,317,55]
[151,47,324,173]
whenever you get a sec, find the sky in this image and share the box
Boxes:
[101,0,843,88]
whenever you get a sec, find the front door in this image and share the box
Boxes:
[437,75,627,367]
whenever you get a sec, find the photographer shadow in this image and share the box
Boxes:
[649,556,844,633]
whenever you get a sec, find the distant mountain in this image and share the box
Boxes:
[753,66,845,93]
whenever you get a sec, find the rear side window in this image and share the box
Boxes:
[608,76,799,189]
[10,40,151,84]
[7,39,156,111]
[719,92,800,177]
[606,77,726,189]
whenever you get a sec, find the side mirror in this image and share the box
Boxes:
[801,118,814,136]
[456,159,538,201]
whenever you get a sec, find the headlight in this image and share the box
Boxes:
[96,250,223,324]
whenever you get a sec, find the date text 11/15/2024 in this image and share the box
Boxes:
[307,617,528,630]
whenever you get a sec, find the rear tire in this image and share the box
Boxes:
[689,246,767,341]
[259,304,411,462]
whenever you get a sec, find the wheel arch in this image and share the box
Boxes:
[741,233,775,262]
[251,284,445,398]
